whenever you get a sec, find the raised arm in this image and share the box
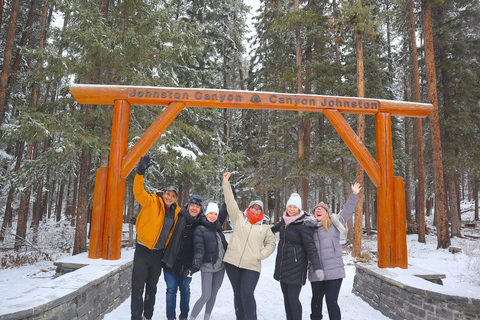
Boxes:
[222,172,242,221]
[338,182,362,220]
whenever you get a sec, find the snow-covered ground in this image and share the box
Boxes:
[1,203,479,319]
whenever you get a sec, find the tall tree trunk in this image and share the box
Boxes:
[365,181,371,235]
[56,183,65,222]
[73,148,91,255]
[73,0,110,255]
[0,0,5,26]
[343,158,354,244]
[15,142,34,251]
[7,0,40,87]
[422,0,450,249]
[353,3,365,257]
[436,5,461,238]
[69,172,79,226]
[447,177,461,236]
[408,0,426,243]
[295,0,307,206]
[403,72,412,222]
[474,176,479,221]
[302,3,313,208]
[0,0,20,123]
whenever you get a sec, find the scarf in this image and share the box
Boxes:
[162,208,200,268]
[246,208,264,225]
[282,211,304,225]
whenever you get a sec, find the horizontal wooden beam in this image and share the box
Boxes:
[70,85,433,118]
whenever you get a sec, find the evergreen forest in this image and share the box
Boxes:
[0,0,479,258]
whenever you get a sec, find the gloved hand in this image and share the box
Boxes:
[184,267,199,277]
[315,269,325,281]
[130,215,137,225]
[136,155,153,175]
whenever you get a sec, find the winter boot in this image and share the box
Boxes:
[310,314,322,320]
[203,314,211,320]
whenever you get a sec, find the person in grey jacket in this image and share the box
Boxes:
[308,182,362,320]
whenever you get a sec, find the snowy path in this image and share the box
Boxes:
[104,244,389,320]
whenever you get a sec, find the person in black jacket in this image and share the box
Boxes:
[162,194,204,320]
[188,203,228,320]
[271,193,324,320]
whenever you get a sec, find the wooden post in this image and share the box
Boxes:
[88,166,108,259]
[394,176,408,268]
[69,85,433,264]
[376,112,396,268]
[103,99,131,260]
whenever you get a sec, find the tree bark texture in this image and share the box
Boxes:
[408,0,426,243]
[422,0,450,249]
[437,5,461,238]
[8,0,39,87]
[73,148,91,255]
[0,0,20,123]
[353,17,365,258]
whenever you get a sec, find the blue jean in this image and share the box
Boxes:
[164,270,192,319]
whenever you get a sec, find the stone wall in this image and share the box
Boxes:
[353,263,480,320]
[0,261,132,320]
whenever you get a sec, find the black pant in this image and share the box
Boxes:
[131,243,164,320]
[310,279,343,320]
[280,282,303,320]
[225,262,260,320]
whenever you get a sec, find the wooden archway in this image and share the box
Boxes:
[70,85,432,268]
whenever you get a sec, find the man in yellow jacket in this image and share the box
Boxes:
[131,155,181,320]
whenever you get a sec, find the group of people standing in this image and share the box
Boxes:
[131,155,361,320]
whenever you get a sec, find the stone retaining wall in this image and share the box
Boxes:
[353,263,480,320]
[0,261,132,320]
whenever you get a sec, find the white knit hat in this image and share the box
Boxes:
[205,202,219,214]
[286,193,302,211]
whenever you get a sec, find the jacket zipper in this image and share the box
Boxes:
[238,224,253,266]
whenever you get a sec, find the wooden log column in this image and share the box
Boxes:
[394,176,408,268]
[88,166,108,259]
[376,112,396,268]
[103,99,131,260]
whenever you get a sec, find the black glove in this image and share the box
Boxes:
[136,155,153,175]
[184,267,199,277]
[130,215,137,225]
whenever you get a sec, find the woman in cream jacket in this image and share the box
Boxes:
[222,172,276,320]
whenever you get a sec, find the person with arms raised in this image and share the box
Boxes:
[222,172,276,320]
[308,182,362,320]
[131,155,181,320]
